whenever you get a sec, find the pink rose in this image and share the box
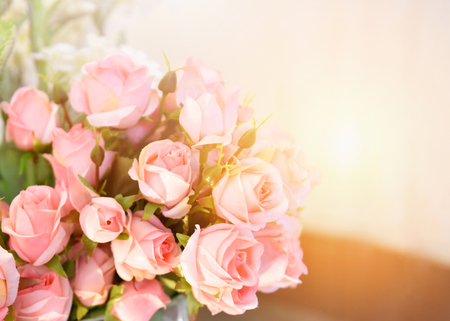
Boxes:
[72,243,115,307]
[80,197,126,243]
[70,52,153,129]
[13,265,73,321]
[111,279,170,321]
[129,140,197,219]
[212,158,289,231]
[180,224,263,315]
[253,224,307,293]
[44,124,115,190]
[1,186,71,266]
[176,57,223,106]
[0,247,20,320]
[1,87,59,150]
[112,211,181,281]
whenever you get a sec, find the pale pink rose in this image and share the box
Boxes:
[112,211,181,281]
[176,57,223,106]
[129,139,197,219]
[253,224,307,293]
[111,279,170,321]
[80,197,126,243]
[276,214,303,239]
[179,91,239,147]
[72,243,115,307]
[1,186,71,266]
[70,52,153,129]
[13,265,73,321]
[212,158,289,231]
[180,224,263,315]
[0,247,20,320]
[1,87,59,150]
[0,201,9,220]
[44,124,115,190]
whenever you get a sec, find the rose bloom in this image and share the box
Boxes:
[112,211,181,281]
[72,243,115,307]
[80,197,126,243]
[129,139,197,219]
[111,279,170,321]
[1,87,59,150]
[70,52,154,129]
[1,186,71,266]
[13,265,73,321]
[212,157,288,231]
[180,224,263,315]
[44,124,115,189]
[228,124,319,212]
[253,223,307,293]
[0,247,20,320]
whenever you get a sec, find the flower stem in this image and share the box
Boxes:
[138,92,167,148]
[60,102,73,127]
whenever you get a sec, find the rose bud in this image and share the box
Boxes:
[1,87,59,150]
[0,247,20,320]
[72,243,115,307]
[1,186,71,266]
[129,139,197,219]
[70,52,154,129]
[180,224,263,315]
[112,211,181,281]
[111,279,170,321]
[212,157,289,231]
[80,197,126,243]
[13,265,73,321]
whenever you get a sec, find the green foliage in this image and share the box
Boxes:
[115,193,142,211]
[78,175,97,194]
[63,259,75,279]
[116,231,129,241]
[45,255,67,278]
[81,234,98,262]
[103,156,139,197]
[187,291,203,317]
[176,233,190,248]
[104,285,124,321]
[0,19,15,71]
[8,250,25,264]
[142,202,164,221]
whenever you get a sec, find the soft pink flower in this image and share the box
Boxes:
[1,186,71,266]
[212,158,288,231]
[253,224,307,293]
[111,279,170,321]
[70,52,153,129]
[44,124,115,190]
[1,87,59,150]
[176,57,223,106]
[0,247,20,320]
[112,211,181,281]
[180,224,263,315]
[72,243,115,307]
[13,265,73,321]
[80,197,126,243]
[129,140,197,219]
[177,57,239,147]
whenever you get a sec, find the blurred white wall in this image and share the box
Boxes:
[107,0,450,265]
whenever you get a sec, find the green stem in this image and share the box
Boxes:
[60,102,73,127]
[232,146,244,159]
[138,92,167,148]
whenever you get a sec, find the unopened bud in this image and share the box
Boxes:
[238,128,257,149]
[202,164,223,187]
[158,70,177,93]
[53,84,68,105]
[90,144,105,167]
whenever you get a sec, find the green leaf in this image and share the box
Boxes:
[4,306,13,321]
[198,195,214,209]
[83,306,106,321]
[174,278,191,293]
[63,259,75,279]
[176,233,190,248]
[116,231,129,241]
[187,291,203,317]
[19,153,34,175]
[0,19,15,71]
[45,255,67,278]
[114,194,142,211]
[181,131,195,146]
[158,274,178,290]
[8,250,25,263]
[76,301,89,320]
[82,234,97,262]
[142,202,164,221]
[104,285,124,321]
[78,175,97,194]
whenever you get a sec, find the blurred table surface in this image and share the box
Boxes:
[198,230,450,321]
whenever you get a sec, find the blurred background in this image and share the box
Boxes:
[4,0,450,319]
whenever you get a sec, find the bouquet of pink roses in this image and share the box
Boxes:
[0,5,318,321]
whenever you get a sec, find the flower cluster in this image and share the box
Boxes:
[0,51,318,321]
